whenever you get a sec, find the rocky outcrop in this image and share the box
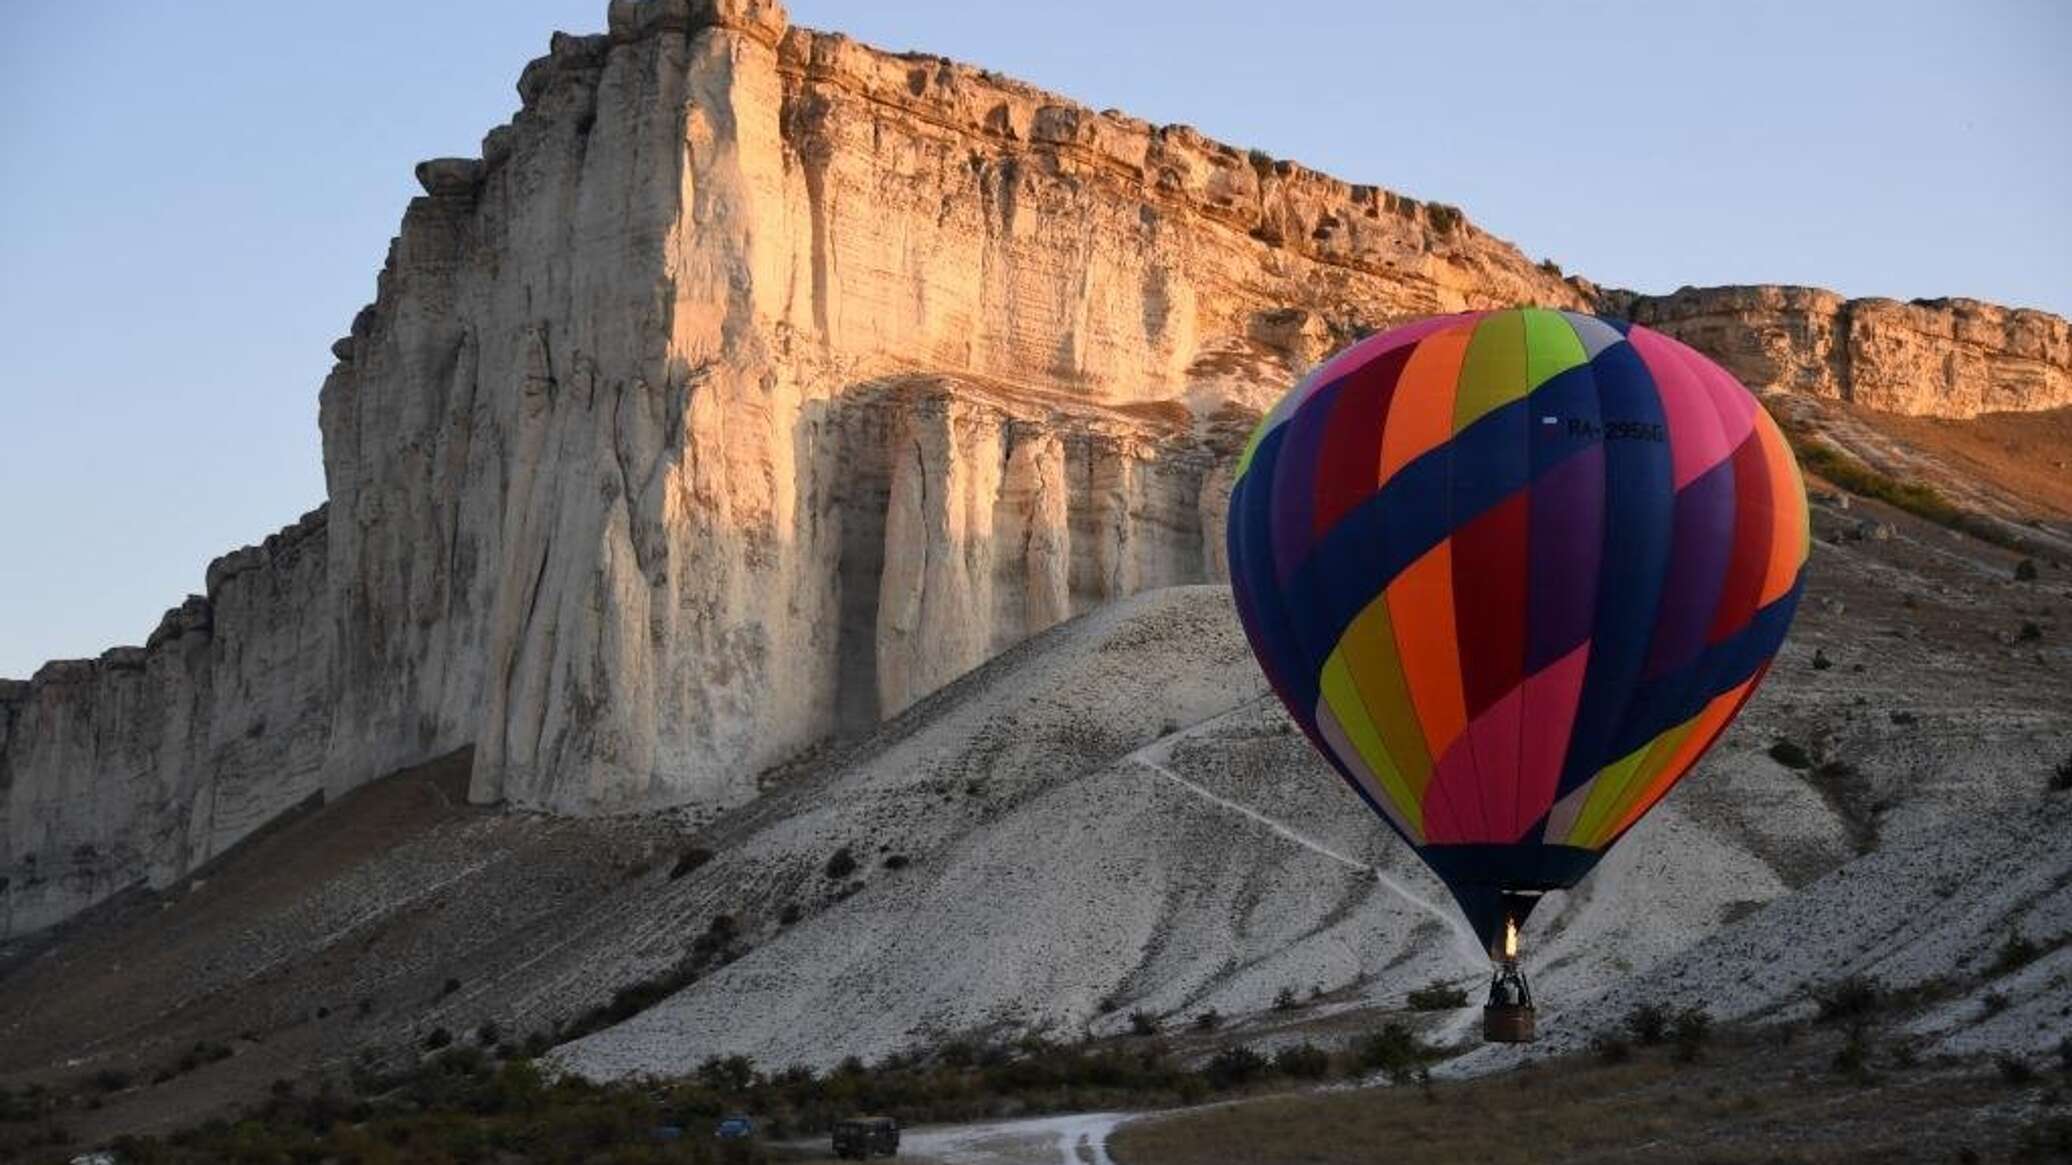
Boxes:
[1621,286,2072,417]
[0,510,332,937]
[308,0,1584,825]
[5,0,2067,937]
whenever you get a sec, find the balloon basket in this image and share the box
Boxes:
[1483,1003,1537,1043]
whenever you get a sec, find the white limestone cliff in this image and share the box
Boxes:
[4,0,2067,937]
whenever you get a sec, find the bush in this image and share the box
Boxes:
[1352,1023,1432,1084]
[2000,1055,2038,1085]
[1768,740,1813,770]
[1626,1003,1670,1046]
[1592,1035,1632,1065]
[1813,976,1883,1024]
[1812,648,1833,671]
[90,1069,132,1093]
[423,1028,453,1051]
[1982,991,2011,1018]
[1193,1010,1221,1033]
[1273,986,1299,1012]
[2052,755,2072,793]
[669,846,713,880]
[1204,1045,1268,1089]
[2017,558,2040,582]
[1274,1043,1331,1080]
[883,854,911,871]
[1989,932,2043,977]
[1128,1010,1159,1037]
[1833,1028,1873,1081]
[1671,1008,1711,1063]
[442,977,461,997]
[2021,622,2044,642]
[824,847,857,880]
[1406,980,1470,1011]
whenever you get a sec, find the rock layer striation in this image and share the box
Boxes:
[3,0,2067,936]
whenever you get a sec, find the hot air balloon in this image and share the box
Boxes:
[1226,308,1808,1042]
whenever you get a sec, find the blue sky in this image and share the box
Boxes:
[0,1,2065,678]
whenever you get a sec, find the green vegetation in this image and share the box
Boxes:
[1350,1022,1439,1084]
[824,846,857,880]
[1405,980,1470,1011]
[1813,975,1884,1024]
[31,1024,1453,1164]
[1771,411,2037,553]
[669,846,714,880]
[1670,1009,1712,1063]
[1793,436,1961,524]
[1626,1003,1670,1046]
[1767,739,1813,770]
[1987,932,2043,977]
[1998,1054,2038,1085]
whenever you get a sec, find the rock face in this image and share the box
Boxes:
[308,0,1586,826]
[3,0,2067,937]
[0,512,332,937]
[1621,286,2072,417]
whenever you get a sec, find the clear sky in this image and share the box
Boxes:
[1,1,2065,679]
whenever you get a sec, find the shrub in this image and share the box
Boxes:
[2017,558,2040,582]
[1273,986,1299,1012]
[2021,1116,2072,1159]
[1982,991,2011,1018]
[1353,1023,1432,1084]
[1833,1027,1873,1081]
[1812,648,1833,671]
[1671,1008,1711,1063]
[1813,976,1883,1024]
[1274,1042,1332,1080]
[1593,1035,1632,1065]
[2021,622,2044,642]
[669,846,713,880]
[476,1021,500,1046]
[1990,932,2043,977]
[1768,740,1813,770]
[1406,980,1469,1011]
[90,1069,132,1093]
[2000,1055,2038,1085]
[778,901,801,925]
[1890,711,1917,726]
[1626,1003,1670,1046]
[1204,1045,1268,1089]
[883,854,910,871]
[824,847,857,880]
[1193,1010,1221,1033]
[2053,755,2072,793]
[422,1028,453,1051]
[1129,1010,1159,1037]
[442,977,461,997]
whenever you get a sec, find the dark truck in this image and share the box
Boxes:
[830,1115,900,1159]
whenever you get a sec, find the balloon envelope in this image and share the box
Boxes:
[1226,308,1808,950]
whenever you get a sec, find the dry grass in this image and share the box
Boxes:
[1110,1027,2026,1165]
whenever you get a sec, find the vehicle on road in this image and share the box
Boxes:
[715,1114,755,1140]
[831,1115,900,1158]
